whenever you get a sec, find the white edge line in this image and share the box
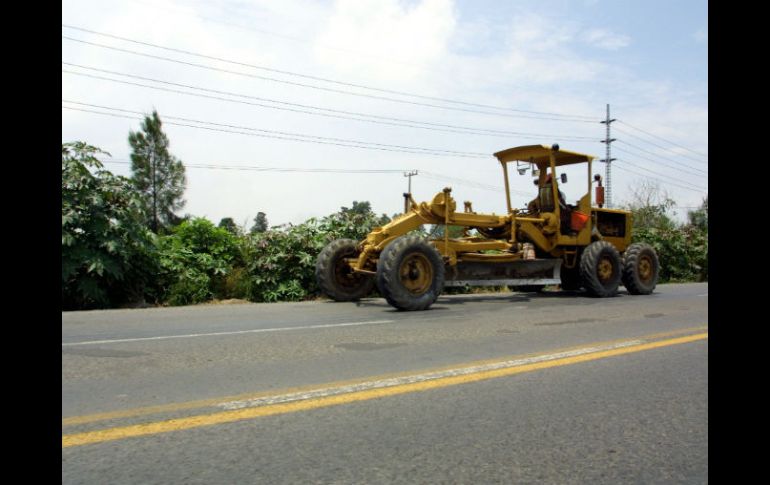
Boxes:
[62,320,394,346]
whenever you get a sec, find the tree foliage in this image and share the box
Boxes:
[624,180,677,231]
[62,142,157,309]
[238,202,390,302]
[156,218,241,305]
[63,142,710,311]
[250,212,268,234]
[623,183,708,282]
[128,110,187,233]
[218,217,239,235]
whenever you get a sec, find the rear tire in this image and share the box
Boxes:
[316,239,375,301]
[622,243,659,295]
[580,241,622,297]
[376,235,445,311]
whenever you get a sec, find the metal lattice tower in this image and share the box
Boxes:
[599,104,616,208]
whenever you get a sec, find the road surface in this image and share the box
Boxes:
[62,283,708,484]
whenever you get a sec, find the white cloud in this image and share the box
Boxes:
[583,28,630,50]
[62,0,707,226]
[313,0,457,83]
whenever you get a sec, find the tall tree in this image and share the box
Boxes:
[687,195,708,231]
[128,110,187,233]
[622,180,677,231]
[250,212,268,234]
[218,217,239,235]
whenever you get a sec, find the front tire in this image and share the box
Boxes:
[560,264,582,291]
[376,235,445,311]
[622,243,659,295]
[316,239,375,301]
[580,241,622,297]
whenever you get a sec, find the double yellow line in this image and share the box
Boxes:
[63,328,707,448]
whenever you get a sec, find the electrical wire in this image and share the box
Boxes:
[613,125,708,162]
[102,159,409,173]
[612,159,706,191]
[61,63,596,141]
[61,29,599,122]
[62,104,489,158]
[612,145,708,179]
[613,160,707,194]
[101,159,517,195]
[614,135,707,174]
[616,121,708,162]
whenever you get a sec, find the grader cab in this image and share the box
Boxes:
[316,144,660,311]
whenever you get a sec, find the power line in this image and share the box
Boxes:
[613,158,706,191]
[61,64,596,141]
[614,160,707,194]
[614,137,708,175]
[124,0,461,73]
[62,104,488,158]
[419,171,535,197]
[103,159,409,173]
[613,125,709,164]
[612,145,708,179]
[61,28,599,123]
[102,158,517,196]
[616,120,708,161]
[125,0,577,103]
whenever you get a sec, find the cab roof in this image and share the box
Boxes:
[493,144,594,167]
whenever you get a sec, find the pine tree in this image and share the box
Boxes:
[218,217,239,235]
[250,212,268,234]
[128,110,187,233]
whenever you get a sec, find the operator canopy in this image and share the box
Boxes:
[494,144,594,167]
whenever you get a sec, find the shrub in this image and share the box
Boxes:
[61,142,158,309]
[157,218,241,305]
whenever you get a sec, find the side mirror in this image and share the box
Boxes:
[560,173,568,184]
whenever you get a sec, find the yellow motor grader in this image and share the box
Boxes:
[316,144,659,311]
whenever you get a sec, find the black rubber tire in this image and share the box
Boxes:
[580,240,622,297]
[376,235,445,311]
[560,264,582,291]
[622,243,660,295]
[514,285,545,293]
[315,239,375,301]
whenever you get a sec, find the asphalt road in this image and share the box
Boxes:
[62,283,708,484]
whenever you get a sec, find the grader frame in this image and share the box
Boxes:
[316,144,659,311]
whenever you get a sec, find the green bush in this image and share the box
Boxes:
[632,224,708,282]
[157,218,241,305]
[239,208,389,302]
[61,142,158,309]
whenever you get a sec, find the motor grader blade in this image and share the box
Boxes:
[444,259,562,287]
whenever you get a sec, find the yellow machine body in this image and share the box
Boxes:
[348,144,633,283]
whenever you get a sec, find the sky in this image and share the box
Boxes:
[61,0,708,229]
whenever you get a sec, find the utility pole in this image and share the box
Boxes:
[403,170,418,213]
[599,104,616,208]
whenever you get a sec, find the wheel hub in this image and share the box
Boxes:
[400,253,433,295]
[638,255,653,282]
[597,257,614,282]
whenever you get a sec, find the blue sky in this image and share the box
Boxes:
[62,0,707,227]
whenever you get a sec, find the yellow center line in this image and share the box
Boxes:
[62,332,707,448]
[62,325,707,427]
